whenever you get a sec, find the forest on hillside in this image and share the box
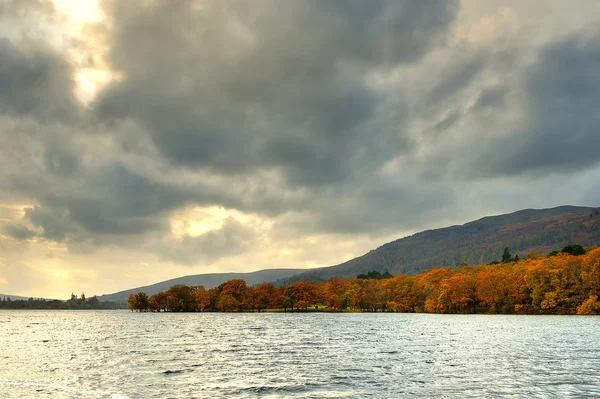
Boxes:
[128,245,600,315]
[275,208,600,284]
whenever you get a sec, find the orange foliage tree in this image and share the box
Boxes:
[139,246,600,315]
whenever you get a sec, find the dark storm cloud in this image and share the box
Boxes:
[473,29,600,177]
[61,164,184,234]
[0,38,81,122]
[19,163,201,239]
[24,206,70,241]
[92,0,459,186]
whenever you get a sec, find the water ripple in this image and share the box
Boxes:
[1,311,600,398]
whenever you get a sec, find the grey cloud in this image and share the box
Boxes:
[157,217,255,265]
[0,38,81,122]
[4,223,36,240]
[433,111,461,133]
[0,0,55,16]
[425,53,487,109]
[473,29,600,177]
[26,163,198,237]
[416,45,522,138]
[269,166,459,237]
[320,1,459,66]
[473,85,508,110]
[43,140,80,176]
[24,205,70,241]
[303,178,457,235]
[93,0,459,186]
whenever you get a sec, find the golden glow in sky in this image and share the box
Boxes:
[53,0,99,23]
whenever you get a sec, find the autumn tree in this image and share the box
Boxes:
[476,269,507,313]
[324,278,350,311]
[129,292,149,312]
[149,291,169,312]
[168,285,196,312]
[577,295,600,315]
[271,286,285,310]
[289,281,320,311]
[282,284,298,311]
[218,294,240,312]
[387,275,417,312]
[207,286,223,311]
[416,267,454,313]
[195,286,211,311]
[220,279,249,311]
[357,279,384,311]
[128,294,135,312]
[432,274,476,314]
[248,283,276,312]
[582,248,600,297]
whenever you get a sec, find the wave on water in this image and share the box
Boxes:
[0,380,131,399]
[2,311,600,398]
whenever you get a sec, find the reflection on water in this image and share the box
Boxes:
[1,310,599,398]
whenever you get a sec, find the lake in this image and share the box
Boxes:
[1,310,599,398]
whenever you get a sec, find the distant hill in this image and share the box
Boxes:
[0,294,55,301]
[98,268,304,302]
[274,205,600,284]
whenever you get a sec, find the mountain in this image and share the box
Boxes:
[98,268,304,302]
[274,205,600,284]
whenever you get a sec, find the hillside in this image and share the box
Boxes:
[275,205,600,284]
[98,268,304,302]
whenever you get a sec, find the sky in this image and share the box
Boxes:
[1,0,600,299]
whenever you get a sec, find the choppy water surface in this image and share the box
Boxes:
[1,311,599,398]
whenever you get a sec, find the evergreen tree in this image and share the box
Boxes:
[561,244,586,256]
[502,247,512,263]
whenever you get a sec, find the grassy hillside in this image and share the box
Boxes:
[98,268,304,302]
[276,205,600,284]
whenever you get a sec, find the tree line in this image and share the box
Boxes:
[129,245,600,315]
[0,293,123,310]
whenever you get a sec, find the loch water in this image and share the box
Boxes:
[1,310,599,398]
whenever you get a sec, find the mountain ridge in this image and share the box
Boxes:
[274,205,600,284]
